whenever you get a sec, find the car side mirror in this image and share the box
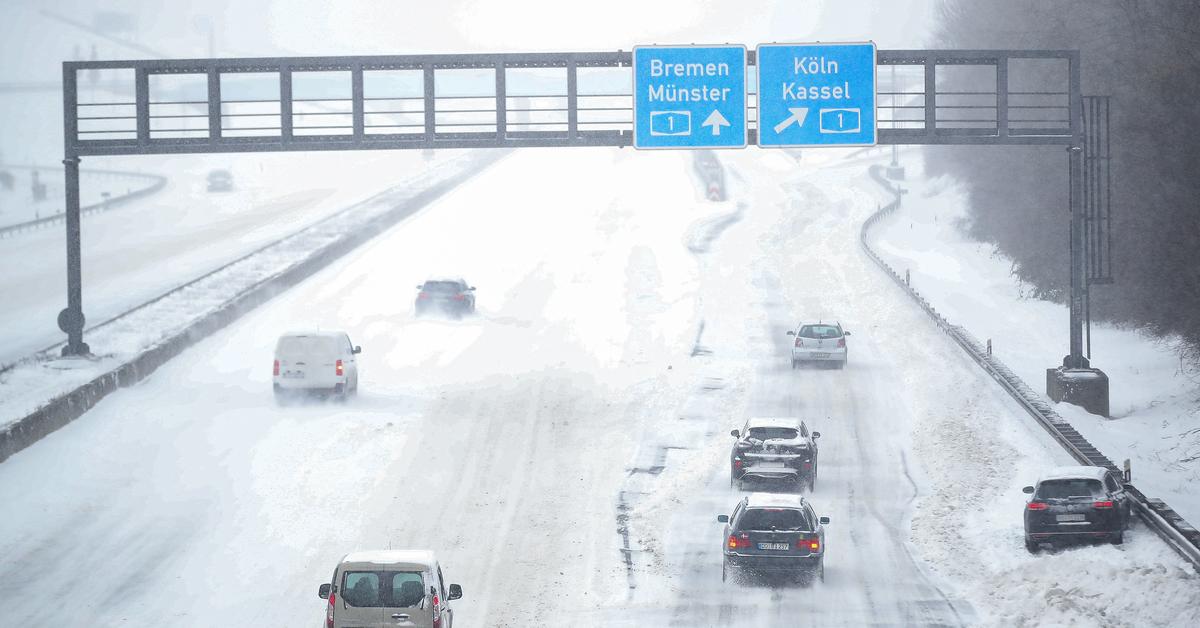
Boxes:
[819,516,830,525]
[1022,486,1035,494]
[318,583,331,599]
[469,286,476,291]
[843,331,851,336]
[416,285,423,289]
[812,431,821,439]
[448,584,463,600]
[717,514,729,523]
[353,345,362,354]
[730,429,740,438]
[786,330,795,336]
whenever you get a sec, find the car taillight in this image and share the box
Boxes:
[325,593,335,628]
[418,292,429,299]
[452,293,466,301]
[733,459,743,469]
[795,338,804,348]
[1027,502,1048,511]
[727,534,748,549]
[335,359,344,376]
[837,338,846,348]
[798,537,820,552]
[1093,501,1114,509]
[432,594,441,628]
[273,359,279,376]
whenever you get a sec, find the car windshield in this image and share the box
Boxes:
[275,335,338,359]
[746,427,799,441]
[341,571,424,608]
[798,325,841,339]
[737,508,811,531]
[1036,478,1104,499]
[423,281,461,293]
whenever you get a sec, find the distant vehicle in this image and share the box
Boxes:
[206,169,233,192]
[718,493,829,584]
[272,331,360,401]
[787,322,850,369]
[1023,466,1132,552]
[730,417,820,491]
[318,550,462,628]
[415,278,476,319]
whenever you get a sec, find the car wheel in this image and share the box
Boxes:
[1025,537,1039,553]
[791,359,798,370]
[817,559,825,583]
[807,470,817,493]
[835,360,845,370]
[721,559,728,583]
[1110,530,1125,545]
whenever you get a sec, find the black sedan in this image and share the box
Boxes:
[718,493,829,584]
[415,278,476,319]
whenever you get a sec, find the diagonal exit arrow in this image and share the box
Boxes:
[702,109,731,136]
[773,107,809,134]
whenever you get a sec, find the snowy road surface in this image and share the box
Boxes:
[0,150,461,365]
[0,148,1196,626]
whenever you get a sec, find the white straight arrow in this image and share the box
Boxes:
[773,107,810,134]
[702,110,731,136]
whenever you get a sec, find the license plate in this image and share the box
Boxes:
[1056,514,1086,522]
[754,461,786,469]
[758,542,789,551]
[283,372,305,379]
[812,353,830,358]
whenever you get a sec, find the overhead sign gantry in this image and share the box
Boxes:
[57,46,1105,412]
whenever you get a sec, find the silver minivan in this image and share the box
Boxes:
[318,550,462,628]
[272,331,360,401]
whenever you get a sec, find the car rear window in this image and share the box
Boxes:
[341,571,424,608]
[737,508,811,531]
[275,335,338,358]
[798,325,841,339]
[747,427,799,441]
[422,281,460,292]
[1036,478,1104,499]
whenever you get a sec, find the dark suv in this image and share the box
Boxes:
[1023,466,1132,552]
[717,493,829,583]
[415,278,476,319]
[730,417,820,491]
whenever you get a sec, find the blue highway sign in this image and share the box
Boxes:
[633,45,747,149]
[756,42,876,147]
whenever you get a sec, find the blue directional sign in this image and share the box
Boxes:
[633,45,747,149]
[756,42,876,147]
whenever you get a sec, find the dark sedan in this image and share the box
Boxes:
[415,278,476,319]
[718,493,829,584]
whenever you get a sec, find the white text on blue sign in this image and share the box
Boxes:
[634,46,747,149]
[757,43,877,147]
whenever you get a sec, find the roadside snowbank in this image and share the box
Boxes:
[870,148,1200,529]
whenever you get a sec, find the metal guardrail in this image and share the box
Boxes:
[860,164,1200,571]
[0,166,166,239]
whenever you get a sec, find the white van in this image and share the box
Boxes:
[272,331,360,400]
[318,550,462,628]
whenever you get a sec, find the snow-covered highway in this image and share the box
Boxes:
[0,147,1196,626]
[0,150,462,365]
